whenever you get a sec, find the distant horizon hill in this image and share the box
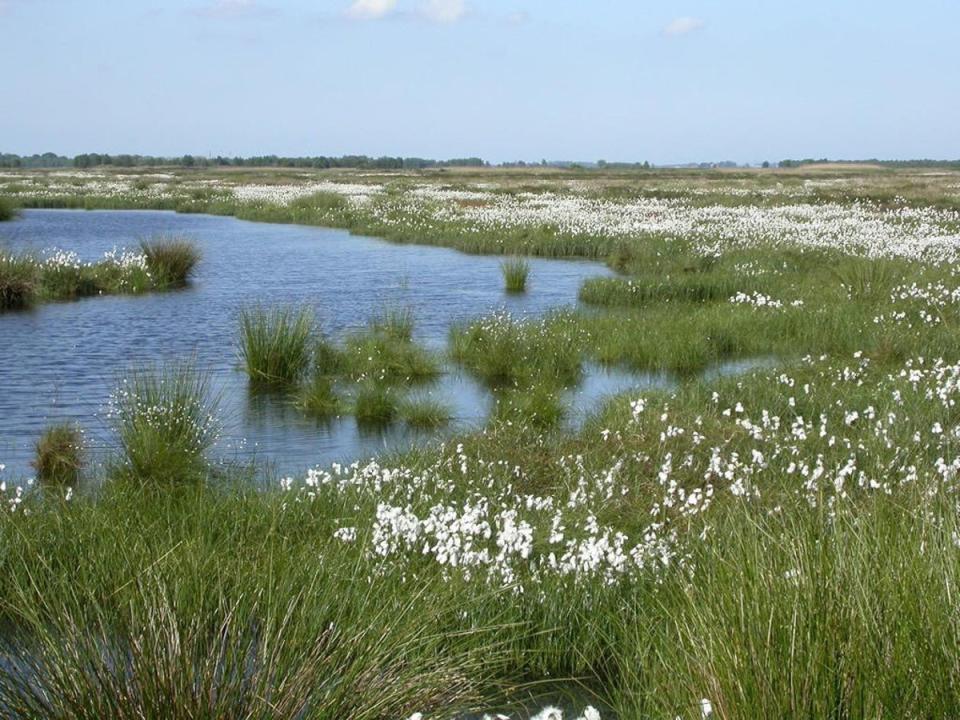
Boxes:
[1,152,959,171]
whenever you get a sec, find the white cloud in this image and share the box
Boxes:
[662,16,704,37]
[419,0,466,24]
[345,0,397,20]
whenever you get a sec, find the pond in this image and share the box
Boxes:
[0,209,651,479]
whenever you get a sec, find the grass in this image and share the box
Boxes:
[492,386,565,430]
[369,307,415,342]
[0,485,504,720]
[450,311,584,388]
[500,257,530,292]
[294,373,341,418]
[109,362,221,484]
[399,396,453,429]
[353,382,399,427]
[0,250,38,310]
[342,331,441,384]
[238,305,315,386]
[33,424,84,484]
[0,238,200,310]
[141,236,201,288]
[9,167,960,715]
[0,196,18,221]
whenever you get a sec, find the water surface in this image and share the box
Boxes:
[0,209,635,478]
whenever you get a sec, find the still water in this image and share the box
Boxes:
[0,209,651,479]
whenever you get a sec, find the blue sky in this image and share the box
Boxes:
[2,0,958,163]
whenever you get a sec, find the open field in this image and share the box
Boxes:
[3,166,960,717]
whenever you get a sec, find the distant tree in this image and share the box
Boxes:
[762,161,770,168]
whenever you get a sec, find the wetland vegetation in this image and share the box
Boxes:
[0,235,199,310]
[3,164,960,717]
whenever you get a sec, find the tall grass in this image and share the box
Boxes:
[109,362,221,483]
[238,305,315,386]
[0,486,505,719]
[0,250,38,310]
[141,236,201,288]
[33,424,84,484]
[500,257,530,292]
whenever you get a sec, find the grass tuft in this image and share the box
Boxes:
[0,196,19,222]
[0,250,38,310]
[109,362,220,483]
[238,305,315,386]
[354,382,398,427]
[399,397,453,429]
[369,307,415,342]
[33,424,84,484]
[500,257,530,292]
[294,374,341,418]
[140,236,201,288]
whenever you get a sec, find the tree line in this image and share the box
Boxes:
[0,152,487,169]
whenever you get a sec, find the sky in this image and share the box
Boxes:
[1,0,958,164]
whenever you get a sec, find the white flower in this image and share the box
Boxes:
[700,698,713,718]
[531,707,563,720]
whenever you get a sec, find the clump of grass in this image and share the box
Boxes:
[500,257,530,292]
[294,374,341,418]
[313,337,344,375]
[0,196,18,222]
[140,236,201,288]
[370,307,415,342]
[832,256,900,300]
[109,362,221,483]
[492,386,565,430]
[450,311,583,388]
[238,305,315,387]
[39,261,99,299]
[399,397,453,429]
[0,560,500,720]
[33,424,84,484]
[343,332,441,385]
[354,382,398,427]
[0,250,38,310]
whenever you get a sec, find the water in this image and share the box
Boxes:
[0,209,652,479]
